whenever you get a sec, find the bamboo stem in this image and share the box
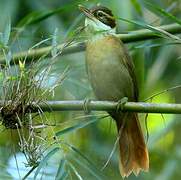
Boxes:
[0,23,180,65]
[32,100,181,114]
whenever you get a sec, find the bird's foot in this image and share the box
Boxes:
[116,97,128,113]
[83,98,92,114]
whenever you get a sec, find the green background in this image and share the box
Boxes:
[0,0,180,179]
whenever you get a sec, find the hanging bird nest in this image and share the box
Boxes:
[0,45,68,169]
[0,60,42,129]
[1,103,30,129]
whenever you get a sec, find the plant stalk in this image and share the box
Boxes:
[31,100,181,114]
[0,23,180,65]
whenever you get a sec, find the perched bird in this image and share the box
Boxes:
[79,5,149,177]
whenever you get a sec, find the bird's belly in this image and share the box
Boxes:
[88,61,126,101]
[86,37,134,101]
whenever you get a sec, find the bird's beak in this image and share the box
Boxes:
[78,5,95,21]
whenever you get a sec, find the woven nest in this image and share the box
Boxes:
[1,103,33,129]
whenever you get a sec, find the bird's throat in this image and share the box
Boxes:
[85,17,116,41]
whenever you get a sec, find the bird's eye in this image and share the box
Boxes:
[96,11,104,17]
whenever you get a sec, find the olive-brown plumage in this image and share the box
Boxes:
[79,5,149,177]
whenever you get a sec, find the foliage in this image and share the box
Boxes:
[0,0,180,179]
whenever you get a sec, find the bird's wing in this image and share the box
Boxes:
[119,40,139,101]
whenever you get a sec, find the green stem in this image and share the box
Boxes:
[34,100,181,114]
[0,23,180,65]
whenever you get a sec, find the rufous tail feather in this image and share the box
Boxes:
[115,113,149,177]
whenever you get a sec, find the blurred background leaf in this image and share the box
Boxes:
[0,0,180,179]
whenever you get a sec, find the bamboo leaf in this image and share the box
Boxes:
[16,0,88,28]
[131,41,181,49]
[117,17,181,41]
[143,1,181,25]
[55,159,67,180]
[70,155,106,180]
[130,0,143,15]
[0,33,3,45]
[0,19,11,47]
[55,118,98,137]
[66,143,107,180]
[51,28,59,58]
[17,8,66,27]
[67,144,94,166]
[5,50,12,67]
[3,19,11,46]
[68,162,83,180]
[34,147,60,179]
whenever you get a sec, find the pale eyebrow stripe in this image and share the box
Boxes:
[98,10,115,20]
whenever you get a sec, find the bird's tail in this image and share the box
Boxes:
[115,113,149,177]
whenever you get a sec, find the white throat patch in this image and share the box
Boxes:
[85,17,116,35]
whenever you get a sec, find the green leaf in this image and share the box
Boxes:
[3,19,11,46]
[58,172,68,180]
[67,144,94,166]
[55,159,67,180]
[6,50,12,65]
[55,118,98,137]
[70,155,106,180]
[19,6,65,27]
[34,147,60,179]
[17,9,63,27]
[0,72,3,81]
[7,75,18,81]
[117,17,181,41]
[66,143,107,180]
[63,14,83,40]
[51,28,59,58]
[143,1,181,25]
[0,33,3,45]
[132,41,181,49]
[16,0,86,28]
[130,0,143,15]
[68,162,83,180]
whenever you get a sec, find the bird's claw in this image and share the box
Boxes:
[116,97,128,113]
[83,98,91,114]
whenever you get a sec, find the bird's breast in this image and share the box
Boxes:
[86,35,134,101]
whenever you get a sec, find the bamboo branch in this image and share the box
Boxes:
[35,100,181,114]
[0,23,180,65]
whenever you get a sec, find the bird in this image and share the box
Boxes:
[79,5,149,177]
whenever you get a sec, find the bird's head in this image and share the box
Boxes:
[79,5,116,35]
